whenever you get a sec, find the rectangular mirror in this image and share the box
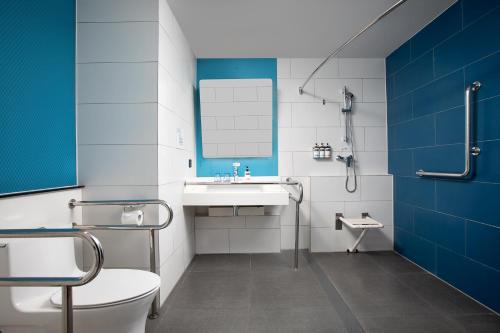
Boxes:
[199,79,273,158]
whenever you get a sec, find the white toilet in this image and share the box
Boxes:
[0,231,161,333]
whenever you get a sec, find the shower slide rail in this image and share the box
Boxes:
[68,199,174,319]
[185,179,304,269]
[416,81,481,178]
[0,228,104,333]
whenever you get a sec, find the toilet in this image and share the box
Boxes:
[0,230,160,333]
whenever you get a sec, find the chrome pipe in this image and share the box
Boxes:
[148,229,160,319]
[416,81,481,178]
[0,228,103,333]
[299,0,409,95]
[294,201,300,270]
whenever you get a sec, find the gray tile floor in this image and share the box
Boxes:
[147,251,500,333]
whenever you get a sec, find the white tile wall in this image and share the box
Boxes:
[77,0,196,306]
[277,58,392,253]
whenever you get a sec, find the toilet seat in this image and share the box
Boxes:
[50,269,161,309]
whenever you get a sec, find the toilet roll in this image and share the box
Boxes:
[121,208,144,225]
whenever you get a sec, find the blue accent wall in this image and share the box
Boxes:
[0,0,76,194]
[387,0,500,312]
[196,58,278,177]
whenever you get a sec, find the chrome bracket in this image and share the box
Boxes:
[471,146,481,156]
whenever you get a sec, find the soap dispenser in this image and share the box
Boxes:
[245,166,251,180]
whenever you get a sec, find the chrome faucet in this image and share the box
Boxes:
[336,154,353,168]
[232,162,240,182]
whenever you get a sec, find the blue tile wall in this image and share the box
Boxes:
[0,0,76,194]
[387,0,500,312]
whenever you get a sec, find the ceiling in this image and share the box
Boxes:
[167,0,456,58]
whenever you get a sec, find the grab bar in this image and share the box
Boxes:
[416,81,481,178]
[184,179,304,269]
[0,228,104,333]
[68,199,173,319]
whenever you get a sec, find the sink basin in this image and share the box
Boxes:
[183,178,290,206]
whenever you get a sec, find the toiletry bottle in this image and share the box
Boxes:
[245,166,251,180]
[313,143,320,159]
[319,143,325,159]
[325,143,332,159]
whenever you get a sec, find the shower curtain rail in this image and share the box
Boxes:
[68,199,174,319]
[416,81,481,178]
[0,228,104,333]
[298,0,409,97]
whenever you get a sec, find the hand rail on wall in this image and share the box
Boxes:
[0,228,104,333]
[184,179,304,269]
[68,199,174,319]
[416,82,481,178]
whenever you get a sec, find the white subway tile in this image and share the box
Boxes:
[311,202,344,227]
[233,102,272,116]
[216,117,235,130]
[277,58,291,78]
[200,87,216,102]
[257,86,273,101]
[235,143,260,156]
[291,58,338,78]
[360,176,392,201]
[77,22,157,63]
[234,87,258,101]
[352,103,386,126]
[78,145,157,186]
[78,103,157,145]
[281,226,310,250]
[195,216,245,229]
[363,79,386,102]
[78,63,157,103]
[235,116,259,129]
[311,177,361,202]
[215,87,233,102]
[202,144,217,157]
[364,127,387,151]
[77,0,157,22]
[229,229,280,253]
[258,143,273,156]
[339,58,386,78]
[316,127,365,152]
[292,152,344,176]
[195,229,229,254]
[217,143,236,156]
[311,227,352,252]
[278,103,292,127]
[245,216,280,228]
[279,152,294,176]
[291,103,340,127]
[278,79,314,102]
[278,128,316,152]
[258,116,273,130]
[356,152,388,175]
[201,116,217,130]
[314,79,362,103]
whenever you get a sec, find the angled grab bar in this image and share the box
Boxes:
[416,81,481,178]
[68,199,173,319]
[0,228,104,333]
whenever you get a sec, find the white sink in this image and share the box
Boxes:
[183,178,290,206]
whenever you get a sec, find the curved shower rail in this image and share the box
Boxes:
[298,0,409,97]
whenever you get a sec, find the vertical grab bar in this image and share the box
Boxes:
[416,81,481,178]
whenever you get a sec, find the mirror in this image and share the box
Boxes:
[199,79,273,158]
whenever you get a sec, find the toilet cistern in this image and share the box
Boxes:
[232,162,240,181]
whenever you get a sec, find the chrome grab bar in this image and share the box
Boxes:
[68,199,173,319]
[416,81,481,178]
[184,179,304,269]
[0,228,104,333]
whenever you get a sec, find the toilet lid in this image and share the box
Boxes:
[50,269,161,309]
